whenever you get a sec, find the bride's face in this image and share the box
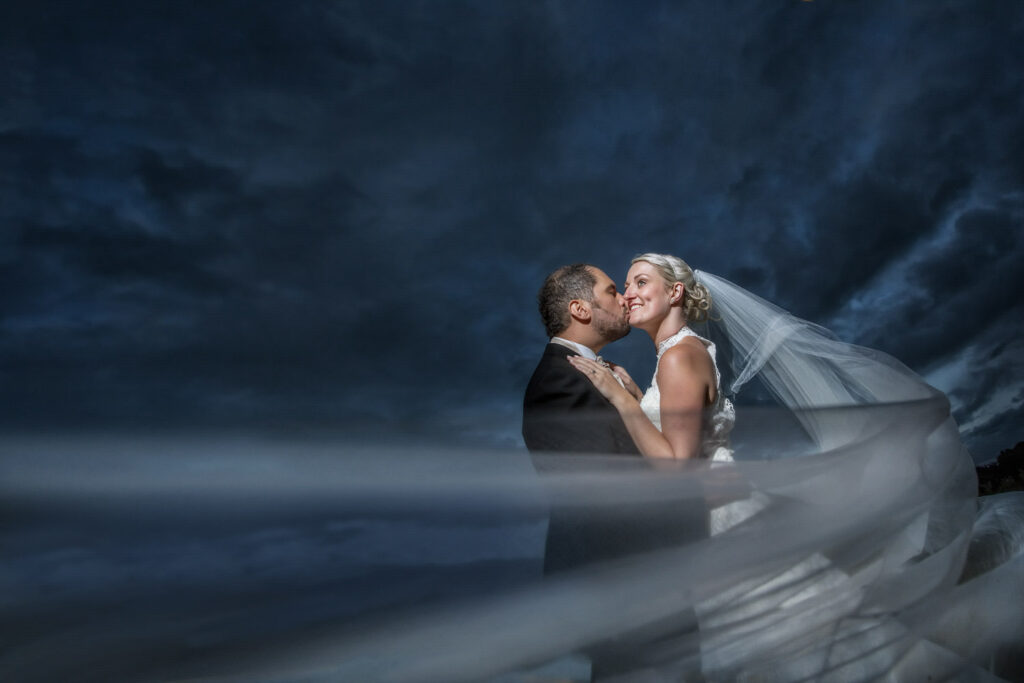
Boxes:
[624,261,674,328]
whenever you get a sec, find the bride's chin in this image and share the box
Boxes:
[628,313,648,328]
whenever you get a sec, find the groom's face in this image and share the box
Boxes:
[587,267,630,342]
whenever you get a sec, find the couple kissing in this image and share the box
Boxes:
[523,253,733,466]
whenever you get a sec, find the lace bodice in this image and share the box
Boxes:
[639,326,735,459]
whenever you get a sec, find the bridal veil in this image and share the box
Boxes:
[2,273,1022,681]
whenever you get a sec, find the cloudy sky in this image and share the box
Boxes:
[2,1,1022,463]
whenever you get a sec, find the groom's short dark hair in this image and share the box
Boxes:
[538,264,596,338]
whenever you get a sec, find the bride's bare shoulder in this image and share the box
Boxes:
[658,338,713,374]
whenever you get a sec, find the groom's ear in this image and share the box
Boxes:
[568,299,591,322]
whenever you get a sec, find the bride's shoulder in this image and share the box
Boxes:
[658,338,713,374]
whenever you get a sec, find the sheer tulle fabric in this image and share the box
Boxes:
[2,273,1022,681]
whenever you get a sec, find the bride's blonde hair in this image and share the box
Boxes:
[631,253,712,323]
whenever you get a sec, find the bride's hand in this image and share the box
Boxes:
[607,362,643,400]
[567,356,634,406]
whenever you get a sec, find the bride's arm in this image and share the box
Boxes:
[568,348,709,460]
[652,345,711,460]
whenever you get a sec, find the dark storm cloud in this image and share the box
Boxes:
[1,1,1022,459]
[830,194,1024,459]
[856,206,1024,366]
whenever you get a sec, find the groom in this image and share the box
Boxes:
[522,263,639,455]
[523,263,646,577]
[523,264,705,681]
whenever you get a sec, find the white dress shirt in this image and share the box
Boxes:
[549,336,599,360]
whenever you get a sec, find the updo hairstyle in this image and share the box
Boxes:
[631,253,712,323]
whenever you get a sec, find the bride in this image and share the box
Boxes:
[557,252,1021,680]
[568,253,756,534]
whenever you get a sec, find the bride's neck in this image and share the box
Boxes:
[646,310,688,347]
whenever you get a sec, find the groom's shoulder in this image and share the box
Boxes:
[529,343,574,375]
[525,344,584,396]
[538,341,573,360]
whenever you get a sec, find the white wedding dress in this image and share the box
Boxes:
[639,326,763,535]
[639,326,734,462]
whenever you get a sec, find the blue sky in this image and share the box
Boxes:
[2,1,1022,463]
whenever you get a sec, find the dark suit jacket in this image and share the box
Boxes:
[522,343,640,455]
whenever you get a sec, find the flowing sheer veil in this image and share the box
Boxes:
[2,273,1023,682]
[695,270,941,450]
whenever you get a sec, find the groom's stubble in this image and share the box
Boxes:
[592,300,631,344]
